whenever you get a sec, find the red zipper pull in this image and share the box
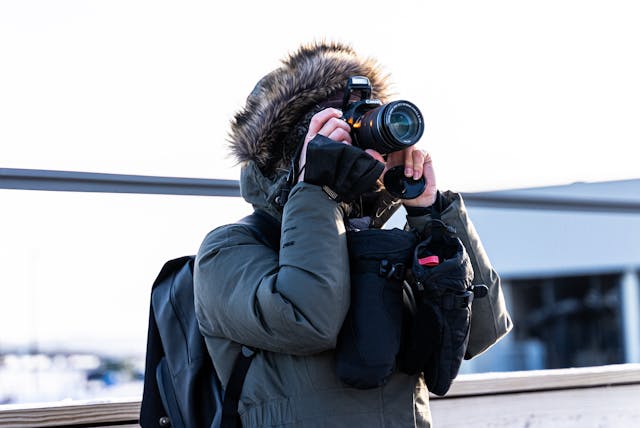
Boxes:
[418,255,439,267]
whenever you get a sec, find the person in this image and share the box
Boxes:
[193,41,512,427]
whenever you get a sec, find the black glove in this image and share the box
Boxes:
[303,135,384,202]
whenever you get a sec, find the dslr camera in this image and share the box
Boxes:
[342,76,426,199]
[342,76,424,154]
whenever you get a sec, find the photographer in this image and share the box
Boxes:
[194,41,512,427]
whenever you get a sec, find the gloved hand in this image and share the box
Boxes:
[304,135,384,202]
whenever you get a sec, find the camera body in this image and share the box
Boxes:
[342,76,424,155]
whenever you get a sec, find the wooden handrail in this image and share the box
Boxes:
[439,362,640,398]
[2,364,640,427]
[0,398,140,428]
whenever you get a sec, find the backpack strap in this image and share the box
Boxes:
[220,209,281,428]
[221,347,256,428]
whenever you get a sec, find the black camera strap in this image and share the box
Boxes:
[429,204,445,244]
[275,141,306,207]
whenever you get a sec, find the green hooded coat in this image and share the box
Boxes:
[194,42,512,427]
[194,161,512,427]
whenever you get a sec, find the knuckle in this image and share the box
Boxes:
[331,129,348,141]
[329,117,343,127]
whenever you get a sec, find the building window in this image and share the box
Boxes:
[509,274,623,369]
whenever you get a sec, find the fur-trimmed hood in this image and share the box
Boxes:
[228,42,392,179]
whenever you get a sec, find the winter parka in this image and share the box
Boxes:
[194,41,511,427]
[193,161,512,427]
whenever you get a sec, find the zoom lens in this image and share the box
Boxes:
[352,100,424,154]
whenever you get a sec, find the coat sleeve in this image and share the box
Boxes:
[406,191,513,358]
[194,182,351,355]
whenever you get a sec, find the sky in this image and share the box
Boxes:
[1,1,640,355]
[2,1,639,190]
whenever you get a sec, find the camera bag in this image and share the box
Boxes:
[398,210,487,396]
[335,227,417,388]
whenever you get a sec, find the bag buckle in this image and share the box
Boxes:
[471,284,489,299]
[379,260,406,280]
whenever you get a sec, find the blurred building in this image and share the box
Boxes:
[456,179,640,373]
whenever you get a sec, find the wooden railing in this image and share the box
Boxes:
[1,364,640,427]
[431,363,640,427]
[0,398,140,427]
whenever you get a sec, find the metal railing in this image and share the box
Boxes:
[0,168,240,197]
[2,167,640,213]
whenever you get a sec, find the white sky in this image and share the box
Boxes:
[1,1,640,356]
[2,0,639,190]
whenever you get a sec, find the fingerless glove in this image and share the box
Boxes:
[303,135,384,202]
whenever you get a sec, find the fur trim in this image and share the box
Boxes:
[228,41,392,177]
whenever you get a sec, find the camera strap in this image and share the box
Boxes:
[429,204,444,244]
[275,141,306,207]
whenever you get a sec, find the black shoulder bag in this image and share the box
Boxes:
[399,206,487,396]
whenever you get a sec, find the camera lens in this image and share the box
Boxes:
[388,104,421,142]
[352,100,424,154]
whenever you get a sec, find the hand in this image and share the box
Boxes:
[368,146,437,207]
[298,108,352,182]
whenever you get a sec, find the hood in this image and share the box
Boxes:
[239,160,289,220]
[229,41,392,180]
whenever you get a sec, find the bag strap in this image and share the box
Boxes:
[220,210,281,428]
[221,347,256,428]
[429,204,444,244]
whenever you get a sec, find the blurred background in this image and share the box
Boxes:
[1,0,639,405]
